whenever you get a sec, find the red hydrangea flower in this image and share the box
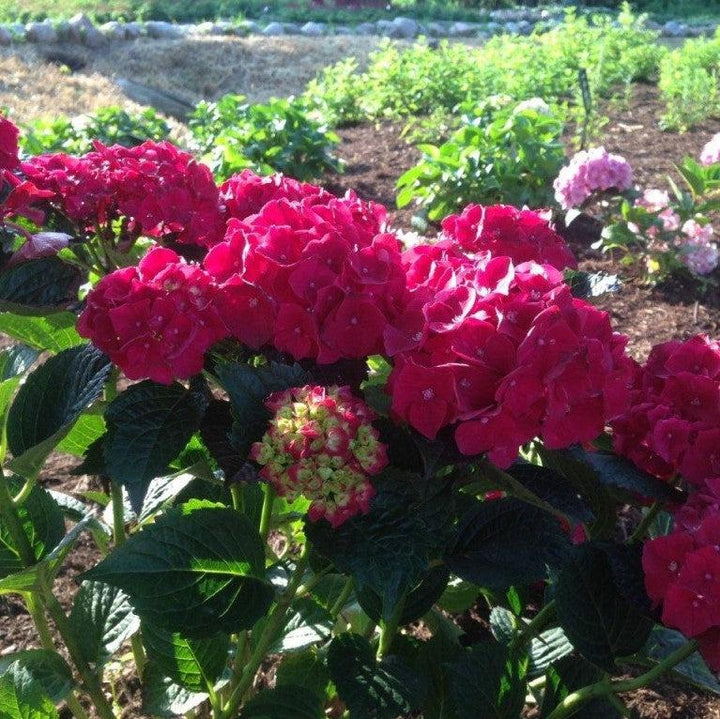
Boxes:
[0,115,20,172]
[612,335,720,486]
[203,193,402,364]
[250,385,388,527]
[386,239,633,466]
[440,204,577,271]
[220,170,330,221]
[22,141,225,247]
[78,246,226,383]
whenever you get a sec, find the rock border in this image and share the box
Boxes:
[1,8,717,47]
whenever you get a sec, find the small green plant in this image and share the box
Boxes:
[189,94,342,182]
[20,107,170,156]
[397,105,565,221]
[659,34,720,131]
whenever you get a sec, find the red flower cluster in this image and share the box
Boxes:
[643,479,720,671]
[386,240,633,467]
[203,192,404,363]
[77,246,226,383]
[440,204,577,272]
[220,169,330,221]
[250,385,388,527]
[612,335,720,485]
[22,141,226,247]
[0,115,20,172]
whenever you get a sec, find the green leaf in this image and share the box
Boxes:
[56,414,105,458]
[269,597,333,653]
[643,627,720,695]
[142,621,229,693]
[0,346,38,380]
[0,666,58,719]
[69,580,140,667]
[275,649,331,700]
[0,257,80,312]
[447,642,528,719]
[103,381,207,512]
[141,661,208,718]
[239,685,324,719]
[0,651,73,704]
[436,577,480,614]
[540,655,619,718]
[445,498,571,591]
[554,544,653,671]
[415,634,463,719]
[84,502,275,638]
[6,345,111,479]
[213,361,309,456]
[305,473,453,621]
[326,634,423,719]
[0,477,65,580]
[0,312,82,353]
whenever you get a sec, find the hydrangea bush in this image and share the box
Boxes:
[0,114,717,719]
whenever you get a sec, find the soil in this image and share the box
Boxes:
[1,39,720,719]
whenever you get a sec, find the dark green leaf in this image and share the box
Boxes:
[69,581,140,667]
[554,544,653,671]
[0,346,38,380]
[326,634,423,719]
[275,649,330,700]
[270,597,333,653]
[540,655,618,718]
[0,666,58,719]
[141,621,229,692]
[103,381,207,512]
[239,685,324,719]
[445,498,571,590]
[0,312,82,353]
[0,477,65,580]
[6,345,111,478]
[0,651,73,705]
[214,361,309,455]
[415,634,463,719]
[306,473,453,621]
[0,257,80,312]
[447,642,527,719]
[84,502,274,638]
[141,661,208,718]
[56,414,105,458]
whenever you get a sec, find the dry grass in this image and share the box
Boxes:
[0,34,395,127]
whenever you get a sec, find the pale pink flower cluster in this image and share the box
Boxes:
[679,220,719,276]
[700,134,720,166]
[631,189,680,241]
[554,147,633,210]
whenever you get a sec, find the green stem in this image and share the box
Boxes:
[607,694,633,718]
[329,577,354,619]
[44,591,116,719]
[258,484,275,542]
[377,595,406,659]
[629,502,663,543]
[65,693,92,719]
[12,476,37,507]
[546,639,699,719]
[509,600,556,653]
[0,469,36,566]
[220,547,310,719]
[230,484,244,513]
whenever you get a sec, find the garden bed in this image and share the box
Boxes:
[3,30,720,719]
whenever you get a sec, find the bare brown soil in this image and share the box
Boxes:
[1,39,720,719]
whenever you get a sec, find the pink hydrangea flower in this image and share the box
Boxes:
[700,134,720,166]
[250,385,388,527]
[553,147,633,210]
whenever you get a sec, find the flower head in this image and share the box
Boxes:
[250,385,388,527]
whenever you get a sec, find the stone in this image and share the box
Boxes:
[261,22,285,36]
[449,21,476,38]
[68,13,107,47]
[355,22,376,36]
[0,27,12,45]
[332,25,354,35]
[662,20,686,37]
[25,21,57,44]
[145,21,185,39]
[100,21,127,40]
[517,20,533,35]
[425,21,447,37]
[504,21,521,35]
[485,21,502,35]
[390,17,419,38]
[123,21,143,39]
[282,23,302,34]
[53,20,71,41]
[301,21,326,36]
[235,20,259,35]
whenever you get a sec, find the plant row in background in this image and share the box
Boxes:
[2,109,720,719]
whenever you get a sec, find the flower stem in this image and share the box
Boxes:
[0,469,36,567]
[43,591,116,719]
[258,484,275,542]
[546,639,699,719]
[329,577,354,619]
[220,546,309,719]
[509,600,556,653]
[629,501,663,543]
[377,595,406,659]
